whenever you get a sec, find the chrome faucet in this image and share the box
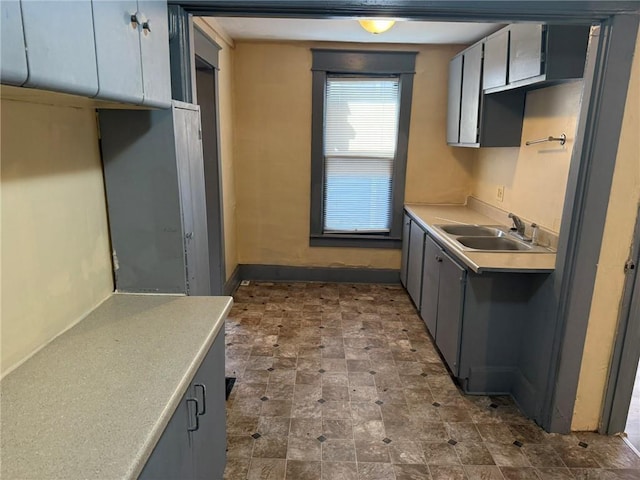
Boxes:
[508,213,526,237]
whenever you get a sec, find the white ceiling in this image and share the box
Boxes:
[210,17,503,45]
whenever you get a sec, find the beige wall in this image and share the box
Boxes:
[572,31,640,431]
[472,81,584,233]
[1,99,114,377]
[233,41,475,268]
[196,18,239,282]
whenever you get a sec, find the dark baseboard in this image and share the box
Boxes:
[238,264,400,284]
[224,264,242,295]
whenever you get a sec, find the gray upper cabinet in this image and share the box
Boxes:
[483,28,509,90]
[93,0,171,107]
[458,43,483,145]
[446,54,463,144]
[21,1,99,96]
[509,24,543,84]
[92,0,144,104]
[1,1,28,86]
[138,0,171,107]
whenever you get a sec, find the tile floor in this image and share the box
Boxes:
[223,282,640,480]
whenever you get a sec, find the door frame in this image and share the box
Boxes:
[601,207,640,434]
[174,1,640,431]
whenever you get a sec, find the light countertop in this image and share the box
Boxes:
[405,204,556,273]
[0,294,233,480]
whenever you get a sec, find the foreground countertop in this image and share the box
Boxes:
[405,204,556,273]
[0,294,233,480]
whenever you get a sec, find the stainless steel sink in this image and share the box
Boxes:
[438,225,505,237]
[456,236,532,251]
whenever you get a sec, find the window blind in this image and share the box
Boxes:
[323,77,400,233]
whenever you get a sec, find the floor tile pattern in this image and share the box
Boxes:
[223,282,640,479]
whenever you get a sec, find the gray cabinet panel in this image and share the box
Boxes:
[175,105,211,296]
[138,0,171,107]
[192,333,226,479]
[21,1,98,96]
[406,221,425,308]
[483,29,509,90]
[139,390,194,480]
[509,24,543,83]
[92,0,144,103]
[435,251,466,376]
[459,43,483,145]
[1,1,28,85]
[400,214,411,288]
[100,109,187,294]
[420,235,441,337]
[446,55,463,144]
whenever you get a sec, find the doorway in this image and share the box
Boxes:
[194,32,226,296]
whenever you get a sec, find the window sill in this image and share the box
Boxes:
[309,234,401,249]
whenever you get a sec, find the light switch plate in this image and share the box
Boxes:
[496,185,505,202]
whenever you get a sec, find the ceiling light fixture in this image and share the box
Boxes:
[358,18,396,34]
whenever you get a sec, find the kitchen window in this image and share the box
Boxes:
[309,49,416,248]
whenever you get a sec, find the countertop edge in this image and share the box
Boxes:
[128,296,234,479]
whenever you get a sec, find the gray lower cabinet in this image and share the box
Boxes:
[0,0,28,86]
[100,101,211,295]
[21,0,99,96]
[419,235,466,376]
[406,219,425,309]
[140,332,226,480]
[400,214,411,287]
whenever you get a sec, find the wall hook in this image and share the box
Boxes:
[525,133,567,146]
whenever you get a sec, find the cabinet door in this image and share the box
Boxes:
[483,29,509,90]
[138,0,171,107]
[174,105,211,296]
[459,43,483,144]
[1,1,28,85]
[446,54,463,144]
[400,214,411,287]
[406,221,425,309]
[139,390,195,480]
[420,235,441,337]
[509,24,543,83]
[21,0,98,96]
[435,251,466,376]
[192,332,226,479]
[92,0,144,103]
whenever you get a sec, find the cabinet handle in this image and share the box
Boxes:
[435,255,443,262]
[186,398,200,432]
[185,232,193,240]
[142,18,151,33]
[194,383,207,415]
[130,12,140,28]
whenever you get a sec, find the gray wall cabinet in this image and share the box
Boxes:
[0,1,28,86]
[2,0,170,107]
[403,210,551,405]
[447,23,589,148]
[406,219,426,308]
[140,332,226,479]
[100,101,211,296]
[21,1,99,96]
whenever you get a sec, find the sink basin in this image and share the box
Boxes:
[456,236,532,251]
[438,225,505,237]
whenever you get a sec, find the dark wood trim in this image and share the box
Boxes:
[542,15,640,433]
[311,49,417,74]
[309,235,401,249]
[309,49,416,244]
[239,264,401,284]
[174,1,640,22]
[224,264,242,295]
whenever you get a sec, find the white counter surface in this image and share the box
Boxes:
[405,204,556,273]
[0,294,233,480]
